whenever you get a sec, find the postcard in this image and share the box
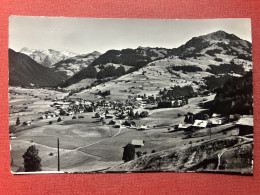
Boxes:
[9,16,253,174]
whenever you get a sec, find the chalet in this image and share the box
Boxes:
[208,118,222,126]
[229,115,235,121]
[114,123,121,128]
[105,114,114,119]
[138,125,148,130]
[236,116,253,136]
[212,113,221,118]
[178,123,192,130]
[39,115,46,119]
[109,120,116,125]
[136,97,142,101]
[192,120,208,128]
[23,121,31,126]
[131,139,144,148]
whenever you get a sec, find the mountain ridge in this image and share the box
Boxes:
[62,30,252,88]
[9,49,67,87]
[20,47,79,67]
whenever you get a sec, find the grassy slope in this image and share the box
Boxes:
[108,135,253,174]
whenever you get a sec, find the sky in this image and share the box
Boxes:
[9,16,252,54]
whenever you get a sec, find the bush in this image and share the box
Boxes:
[214,58,223,62]
[49,121,53,125]
[139,111,149,118]
[16,117,20,126]
[136,151,142,157]
[22,145,42,172]
[57,117,62,122]
[72,116,77,119]
[151,150,156,153]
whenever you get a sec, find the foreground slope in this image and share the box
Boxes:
[9,49,67,87]
[108,135,253,174]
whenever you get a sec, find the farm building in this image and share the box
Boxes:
[23,121,31,126]
[192,120,208,128]
[131,139,144,148]
[114,123,121,128]
[136,97,142,101]
[105,114,114,119]
[236,116,253,136]
[212,113,221,118]
[208,118,223,126]
[178,123,192,130]
[138,125,148,130]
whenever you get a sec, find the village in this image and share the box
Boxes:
[9,85,253,173]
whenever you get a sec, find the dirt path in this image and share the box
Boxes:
[217,149,227,170]
[74,125,124,151]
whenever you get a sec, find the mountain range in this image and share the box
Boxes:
[20,47,79,67]
[9,30,252,88]
[52,51,101,77]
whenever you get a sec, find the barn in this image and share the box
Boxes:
[236,116,253,136]
[131,139,144,148]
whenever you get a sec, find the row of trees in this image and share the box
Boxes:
[128,109,149,119]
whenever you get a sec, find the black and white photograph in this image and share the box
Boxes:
[9,16,253,175]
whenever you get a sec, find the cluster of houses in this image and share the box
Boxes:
[176,114,253,136]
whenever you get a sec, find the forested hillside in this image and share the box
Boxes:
[209,71,253,115]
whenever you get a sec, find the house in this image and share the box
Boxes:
[114,123,121,128]
[208,118,222,126]
[131,139,144,147]
[212,113,221,118]
[136,97,142,101]
[138,125,148,130]
[178,123,192,130]
[109,120,116,125]
[192,120,208,128]
[105,114,114,119]
[236,116,253,136]
[23,121,31,126]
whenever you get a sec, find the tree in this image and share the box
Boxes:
[135,111,139,119]
[128,109,134,118]
[22,145,42,172]
[122,143,135,162]
[189,115,194,124]
[16,117,20,126]
[184,115,189,123]
[136,151,142,157]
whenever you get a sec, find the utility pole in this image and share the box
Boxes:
[57,138,60,171]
